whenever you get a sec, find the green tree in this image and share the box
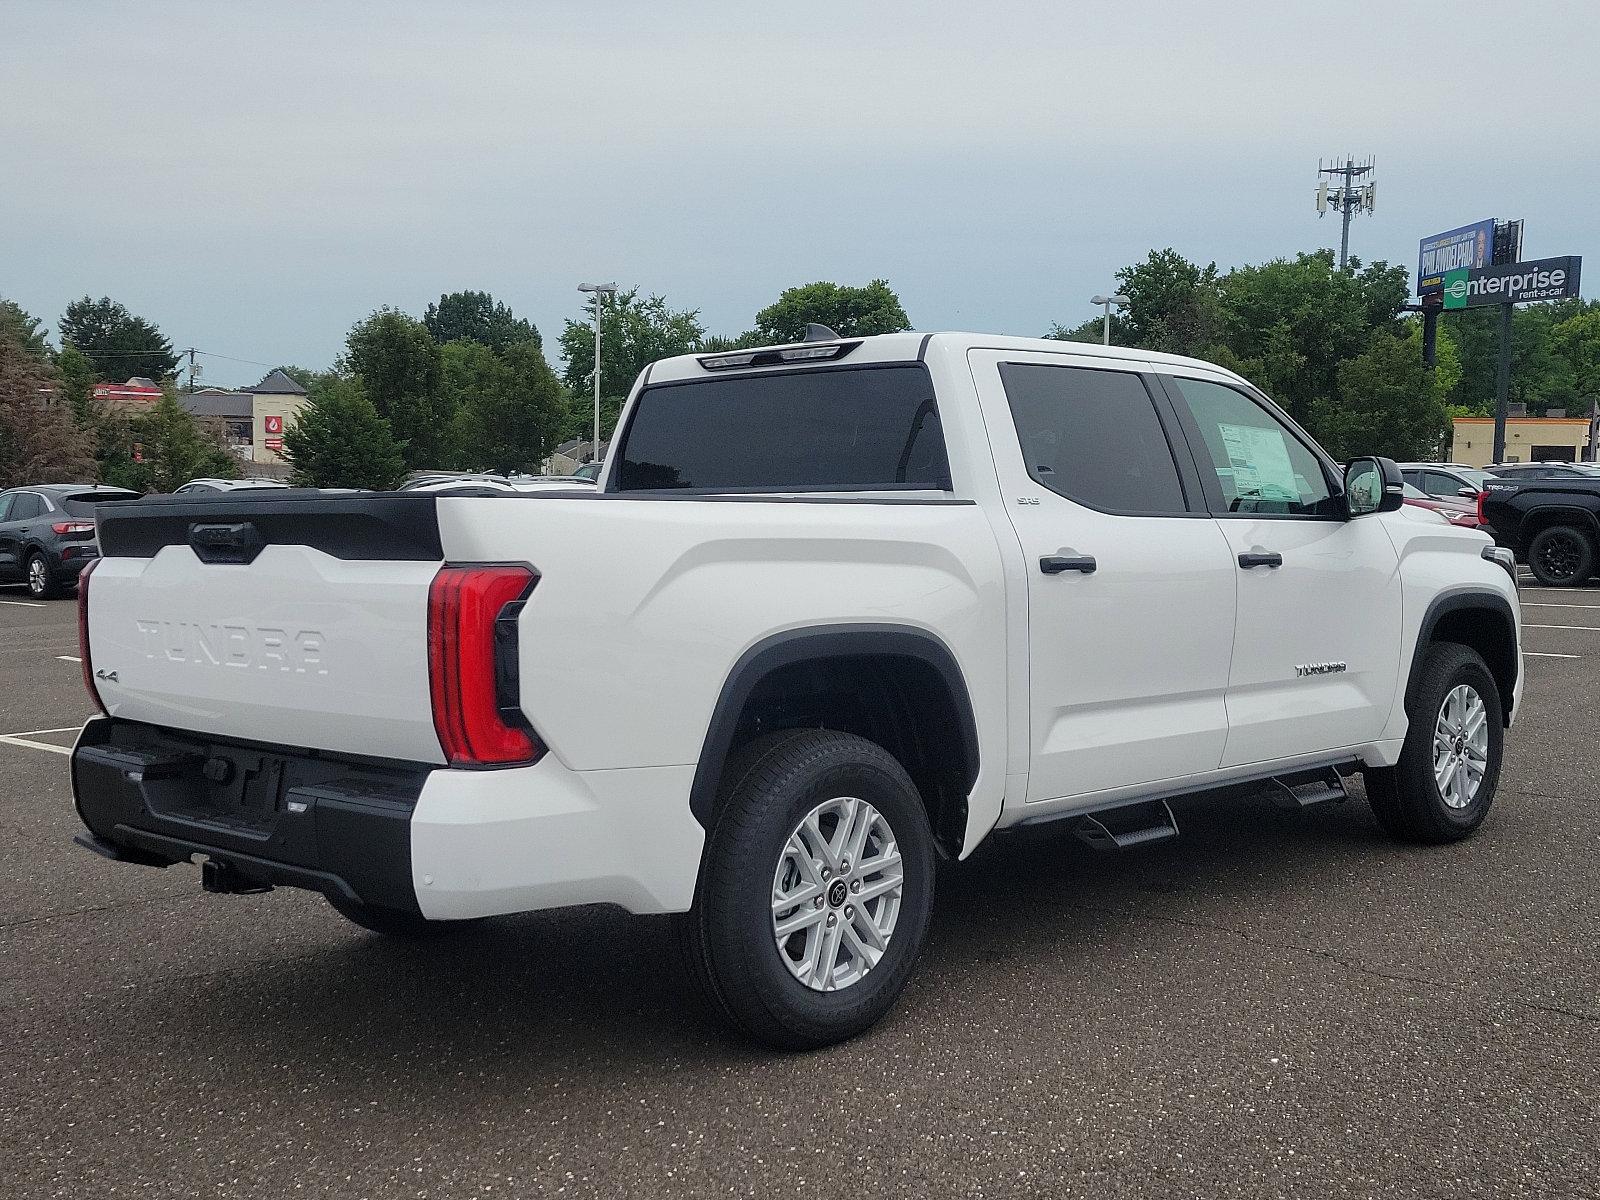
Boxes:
[424,291,539,352]
[1113,249,1223,354]
[1044,317,1105,344]
[752,279,911,343]
[0,322,95,488]
[448,341,567,474]
[1550,307,1600,410]
[559,289,705,440]
[282,377,406,489]
[343,308,447,470]
[58,296,178,382]
[1310,329,1449,462]
[0,299,51,356]
[115,390,238,493]
[1218,251,1410,426]
[56,345,97,425]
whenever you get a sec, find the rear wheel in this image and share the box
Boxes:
[1526,525,1595,587]
[26,552,62,600]
[675,729,937,1050]
[1365,642,1503,843]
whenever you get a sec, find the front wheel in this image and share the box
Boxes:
[676,729,937,1050]
[1526,525,1595,587]
[1366,642,1503,843]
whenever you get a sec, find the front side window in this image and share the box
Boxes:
[1168,377,1337,517]
[1423,470,1463,498]
[999,364,1187,514]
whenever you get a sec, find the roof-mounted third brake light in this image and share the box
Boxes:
[698,332,862,372]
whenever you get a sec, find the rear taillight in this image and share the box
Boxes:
[1476,489,1487,525]
[52,521,94,536]
[78,559,105,714]
[428,564,542,766]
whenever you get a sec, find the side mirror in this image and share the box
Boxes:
[1458,487,1479,499]
[1344,456,1404,517]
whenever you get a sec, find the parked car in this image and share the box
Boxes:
[1487,462,1600,481]
[1401,482,1482,528]
[0,484,141,598]
[1399,463,1499,500]
[71,331,1522,1048]
[1481,471,1600,585]
[174,478,292,495]
[570,460,603,481]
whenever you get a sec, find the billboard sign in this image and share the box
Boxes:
[1418,220,1495,293]
[1441,256,1582,310]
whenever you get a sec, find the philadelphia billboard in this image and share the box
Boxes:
[1418,220,1495,294]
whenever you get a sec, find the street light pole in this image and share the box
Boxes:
[1090,294,1131,346]
[577,283,617,464]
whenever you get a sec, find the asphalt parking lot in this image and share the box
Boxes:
[3,581,1598,1199]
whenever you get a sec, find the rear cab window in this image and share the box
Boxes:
[63,491,141,516]
[614,365,949,493]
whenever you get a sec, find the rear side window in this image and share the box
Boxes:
[9,493,44,520]
[614,365,949,492]
[998,364,1188,514]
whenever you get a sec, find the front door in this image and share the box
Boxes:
[1160,373,1402,767]
[969,351,1238,805]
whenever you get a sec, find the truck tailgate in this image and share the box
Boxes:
[87,493,446,765]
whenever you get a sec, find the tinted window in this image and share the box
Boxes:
[9,493,43,520]
[1168,377,1337,517]
[62,491,139,515]
[0,495,13,522]
[616,366,949,492]
[1422,471,1460,497]
[999,364,1187,514]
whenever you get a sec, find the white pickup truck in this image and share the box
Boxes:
[71,330,1522,1049]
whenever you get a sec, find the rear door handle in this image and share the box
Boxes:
[1040,555,1097,575]
[1238,551,1283,569]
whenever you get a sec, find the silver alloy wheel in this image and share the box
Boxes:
[27,556,46,596]
[771,796,904,992]
[1432,683,1489,809]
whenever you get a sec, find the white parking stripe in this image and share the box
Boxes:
[0,734,72,756]
[1523,623,1600,631]
[1522,602,1600,610]
[1526,651,1583,659]
[0,599,45,608]
[3,726,82,738]
[56,655,82,663]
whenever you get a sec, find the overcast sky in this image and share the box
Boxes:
[3,0,1595,387]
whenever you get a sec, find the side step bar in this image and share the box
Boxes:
[1014,757,1361,850]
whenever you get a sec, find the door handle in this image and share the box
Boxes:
[1040,555,1097,575]
[1237,551,1283,569]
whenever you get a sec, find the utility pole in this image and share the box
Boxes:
[577,283,617,464]
[185,347,200,393]
[1315,156,1376,270]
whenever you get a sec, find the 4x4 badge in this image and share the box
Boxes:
[95,668,118,683]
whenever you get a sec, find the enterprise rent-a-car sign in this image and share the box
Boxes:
[1442,256,1583,309]
[1418,219,1495,293]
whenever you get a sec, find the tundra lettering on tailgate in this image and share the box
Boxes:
[133,619,328,674]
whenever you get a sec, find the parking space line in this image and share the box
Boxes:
[1523,623,1600,631]
[1522,602,1600,609]
[0,599,46,608]
[56,655,82,663]
[4,726,82,738]
[0,734,73,756]
[1526,651,1583,659]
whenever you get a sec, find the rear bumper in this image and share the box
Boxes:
[71,718,705,920]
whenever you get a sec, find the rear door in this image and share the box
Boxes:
[1159,372,1401,767]
[0,492,44,580]
[969,350,1238,803]
[0,493,17,579]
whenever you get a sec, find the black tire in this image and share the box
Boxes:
[1365,642,1503,844]
[675,729,937,1051]
[26,551,62,600]
[326,893,467,937]
[1526,525,1595,587]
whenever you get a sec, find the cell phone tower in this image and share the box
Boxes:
[1315,156,1376,270]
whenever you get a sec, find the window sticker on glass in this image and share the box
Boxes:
[1217,423,1300,504]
